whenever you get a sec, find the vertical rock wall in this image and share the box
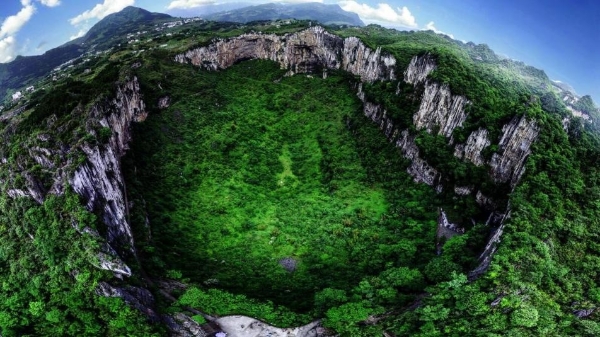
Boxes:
[69,77,147,255]
[175,26,396,83]
[489,116,540,187]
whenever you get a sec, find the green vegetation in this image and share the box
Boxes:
[0,10,599,336]
[126,59,479,327]
[0,193,163,336]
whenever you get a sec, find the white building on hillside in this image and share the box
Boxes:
[12,91,22,101]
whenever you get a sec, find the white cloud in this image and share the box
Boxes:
[339,1,417,28]
[167,0,215,10]
[424,21,454,39]
[0,36,17,63]
[70,29,87,41]
[69,0,135,26]
[39,0,61,7]
[0,3,35,38]
[0,1,35,62]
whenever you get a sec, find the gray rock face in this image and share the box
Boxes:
[215,315,324,337]
[279,257,298,272]
[96,282,160,322]
[469,208,511,280]
[359,85,439,186]
[404,53,436,85]
[69,77,147,255]
[489,116,540,187]
[158,96,171,109]
[175,26,396,83]
[170,314,209,337]
[454,128,490,166]
[404,54,470,138]
[413,82,469,138]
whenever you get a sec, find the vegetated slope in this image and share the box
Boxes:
[71,6,172,50]
[0,7,171,101]
[328,26,600,336]
[1,10,600,336]
[0,62,164,334]
[205,3,365,26]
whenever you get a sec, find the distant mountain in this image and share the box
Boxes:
[72,6,172,49]
[205,3,364,26]
[166,2,252,18]
[0,6,171,99]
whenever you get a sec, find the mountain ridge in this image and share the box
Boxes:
[204,3,364,26]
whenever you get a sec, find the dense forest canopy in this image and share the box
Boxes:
[0,7,599,336]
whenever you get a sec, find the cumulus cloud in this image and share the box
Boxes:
[39,0,61,7]
[0,1,35,62]
[424,21,454,39]
[0,3,35,38]
[0,36,18,63]
[70,29,87,41]
[69,0,135,26]
[339,1,417,28]
[167,0,215,10]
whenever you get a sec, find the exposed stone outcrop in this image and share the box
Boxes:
[404,53,436,85]
[475,190,496,210]
[169,313,208,337]
[574,308,595,318]
[412,83,469,138]
[175,26,396,83]
[454,186,473,196]
[469,207,511,280]
[29,146,55,168]
[436,209,464,255]
[71,222,132,277]
[454,128,490,166]
[359,85,439,186]
[489,116,540,187]
[96,282,160,322]
[404,54,470,138]
[215,316,324,337]
[69,77,147,255]
[438,209,465,235]
[341,36,396,82]
[158,96,171,109]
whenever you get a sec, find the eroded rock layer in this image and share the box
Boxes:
[70,78,147,254]
[175,26,396,83]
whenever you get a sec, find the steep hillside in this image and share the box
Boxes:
[0,7,172,101]
[0,10,599,337]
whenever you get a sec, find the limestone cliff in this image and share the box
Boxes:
[404,55,470,138]
[489,115,540,187]
[176,28,540,200]
[454,128,490,167]
[175,26,396,83]
[70,78,147,255]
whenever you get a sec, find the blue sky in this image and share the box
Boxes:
[1,0,599,102]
